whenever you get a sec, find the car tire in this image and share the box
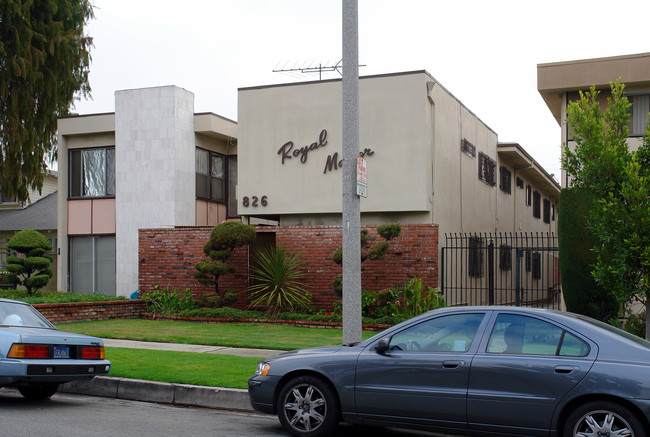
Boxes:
[18,383,60,401]
[277,375,339,437]
[563,400,646,437]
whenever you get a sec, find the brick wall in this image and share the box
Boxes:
[35,300,146,324]
[138,224,439,311]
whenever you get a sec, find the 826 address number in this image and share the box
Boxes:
[242,195,268,207]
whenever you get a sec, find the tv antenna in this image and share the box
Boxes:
[273,59,365,81]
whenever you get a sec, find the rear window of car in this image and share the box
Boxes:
[0,302,52,328]
[575,314,650,349]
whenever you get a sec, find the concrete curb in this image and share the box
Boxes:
[60,376,252,412]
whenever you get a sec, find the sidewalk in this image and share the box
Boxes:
[60,339,286,412]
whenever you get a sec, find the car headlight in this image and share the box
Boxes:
[255,361,271,376]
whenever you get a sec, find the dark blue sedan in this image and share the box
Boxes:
[0,298,111,400]
[249,306,650,437]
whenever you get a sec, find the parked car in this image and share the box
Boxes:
[249,306,650,437]
[0,298,111,400]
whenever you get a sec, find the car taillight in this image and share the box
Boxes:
[80,346,105,360]
[7,344,49,359]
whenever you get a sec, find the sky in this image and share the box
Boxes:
[72,0,650,180]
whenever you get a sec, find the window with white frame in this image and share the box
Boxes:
[69,148,115,198]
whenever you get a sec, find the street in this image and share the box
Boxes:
[0,389,445,437]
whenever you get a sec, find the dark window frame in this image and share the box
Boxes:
[533,191,541,219]
[478,153,496,187]
[499,245,512,271]
[500,166,512,195]
[196,147,226,203]
[516,177,524,189]
[543,198,551,224]
[468,236,484,278]
[68,147,116,200]
[525,185,532,206]
[461,139,476,158]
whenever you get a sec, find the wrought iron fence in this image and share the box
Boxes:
[441,233,560,309]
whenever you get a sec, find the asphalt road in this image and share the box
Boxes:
[0,389,448,437]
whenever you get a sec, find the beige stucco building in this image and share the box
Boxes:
[538,52,650,187]
[238,71,559,238]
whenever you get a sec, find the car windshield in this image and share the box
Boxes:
[0,301,52,328]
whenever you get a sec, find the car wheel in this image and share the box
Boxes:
[277,375,339,437]
[563,401,646,437]
[18,383,60,401]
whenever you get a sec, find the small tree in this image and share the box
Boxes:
[193,222,256,296]
[6,229,53,295]
[331,224,401,296]
[563,79,650,338]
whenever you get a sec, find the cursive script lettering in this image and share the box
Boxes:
[323,148,375,174]
[277,129,328,164]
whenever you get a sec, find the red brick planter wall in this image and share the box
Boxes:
[138,224,439,312]
[34,300,146,324]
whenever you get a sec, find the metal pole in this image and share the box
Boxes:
[342,0,362,345]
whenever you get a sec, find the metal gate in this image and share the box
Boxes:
[441,233,560,309]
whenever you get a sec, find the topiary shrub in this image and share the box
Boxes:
[194,221,256,296]
[6,229,53,295]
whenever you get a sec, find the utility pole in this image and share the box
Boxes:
[341,0,362,345]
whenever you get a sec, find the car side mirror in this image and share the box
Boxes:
[375,337,391,353]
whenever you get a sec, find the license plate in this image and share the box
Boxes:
[53,346,70,359]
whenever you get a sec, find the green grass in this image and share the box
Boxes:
[106,347,260,389]
[57,319,377,351]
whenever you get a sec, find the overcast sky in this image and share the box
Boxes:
[72,0,650,180]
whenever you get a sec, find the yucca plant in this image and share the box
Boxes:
[248,245,310,316]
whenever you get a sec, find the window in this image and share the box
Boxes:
[388,313,485,352]
[543,199,551,224]
[70,235,115,296]
[516,177,524,189]
[69,148,115,198]
[531,252,541,280]
[227,156,238,216]
[525,185,532,206]
[552,204,556,221]
[487,314,589,356]
[629,94,650,137]
[468,236,484,278]
[499,166,511,195]
[499,245,512,271]
[478,153,496,186]
[196,148,225,202]
[461,139,476,157]
[533,191,541,218]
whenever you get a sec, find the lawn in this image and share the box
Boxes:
[57,319,377,350]
[105,347,260,389]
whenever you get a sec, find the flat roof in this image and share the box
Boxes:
[538,52,650,124]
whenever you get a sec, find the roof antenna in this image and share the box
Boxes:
[273,59,365,80]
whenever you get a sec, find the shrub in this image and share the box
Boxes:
[6,229,54,295]
[389,277,445,319]
[248,245,311,316]
[194,222,256,295]
[141,286,197,317]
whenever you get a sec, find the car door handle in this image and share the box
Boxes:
[442,360,465,369]
[554,366,577,374]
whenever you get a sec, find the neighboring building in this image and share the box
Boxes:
[0,172,58,291]
[238,71,559,236]
[57,86,238,296]
[538,52,650,187]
